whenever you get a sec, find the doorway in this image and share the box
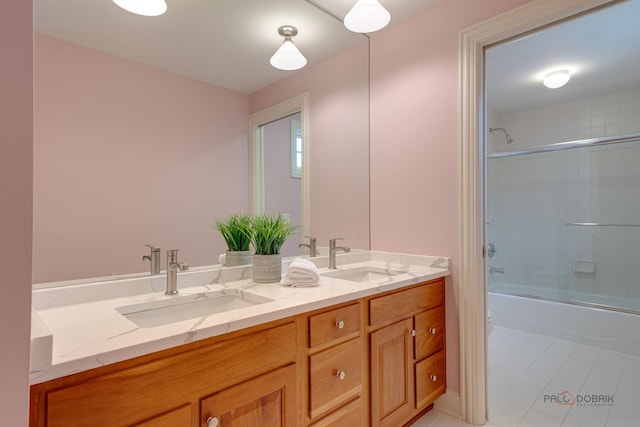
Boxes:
[458,0,622,424]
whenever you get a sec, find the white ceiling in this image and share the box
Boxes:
[486,0,640,113]
[35,0,442,94]
[34,1,640,109]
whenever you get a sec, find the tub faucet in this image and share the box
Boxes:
[489,266,504,274]
[166,249,189,295]
[299,236,317,257]
[328,238,350,269]
[143,244,161,275]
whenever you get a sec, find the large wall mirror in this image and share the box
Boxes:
[33,0,370,284]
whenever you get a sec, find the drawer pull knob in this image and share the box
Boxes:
[409,329,416,337]
[207,417,219,427]
[337,370,346,380]
[336,320,345,329]
[429,374,438,382]
[429,327,437,335]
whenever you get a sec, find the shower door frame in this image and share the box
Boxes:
[458,0,620,424]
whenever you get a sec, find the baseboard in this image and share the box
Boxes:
[433,389,461,419]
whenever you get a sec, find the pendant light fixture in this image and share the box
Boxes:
[344,0,391,33]
[270,26,307,71]
[112,0,168,17]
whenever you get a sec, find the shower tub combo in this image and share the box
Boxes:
[486,132,640,356]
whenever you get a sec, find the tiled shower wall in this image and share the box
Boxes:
[487,87,640,310]
[488,86,640,153]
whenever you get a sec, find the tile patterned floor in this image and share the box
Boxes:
[412,326,640,427]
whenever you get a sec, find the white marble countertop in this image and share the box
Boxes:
[30,251,450,385]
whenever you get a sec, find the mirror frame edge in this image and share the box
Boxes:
[249,93,310,239]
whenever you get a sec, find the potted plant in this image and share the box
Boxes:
[251,213,298,282]
[214,213,254,266]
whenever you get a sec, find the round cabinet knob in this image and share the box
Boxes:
[429,327,437,335]
[409,329,416,337]
[337,370,346,380]
[429,374,438,382]
[207,416,219,427]
[336,320,345,329]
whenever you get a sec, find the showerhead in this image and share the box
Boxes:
[489,127,514,144]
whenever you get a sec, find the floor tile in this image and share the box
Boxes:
[413,326,639,427]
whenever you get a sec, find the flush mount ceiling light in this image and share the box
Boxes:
[270,26,307,71]
[112,0,167,17]
[543,70,571,89]
[344,0,391,33]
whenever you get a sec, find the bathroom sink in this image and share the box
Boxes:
[116,289,272,328]
[322,266,405,283]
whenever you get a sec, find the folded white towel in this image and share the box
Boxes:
[280,275,319,287]
[288,257,318,270]
[280,258,320,287]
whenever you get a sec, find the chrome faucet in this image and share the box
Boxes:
[166,249,188,295]
[328,238,350,269]
[143,244,161,275]
[299,236,317,257]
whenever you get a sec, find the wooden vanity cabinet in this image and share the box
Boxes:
[368,278,446,427]
[30,277,446,427]
[29,320,300,427]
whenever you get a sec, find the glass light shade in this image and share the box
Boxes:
[543,70,571,89]
[270,39,307,71]
[112,0,167,17]
[344,0,391,33]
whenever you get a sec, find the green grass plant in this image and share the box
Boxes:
[251,214,299,255]
[214,214,254,252]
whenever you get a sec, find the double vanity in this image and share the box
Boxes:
[29,251,450,426]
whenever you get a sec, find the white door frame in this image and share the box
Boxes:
[249,93,310,237]
[458,0,618,424]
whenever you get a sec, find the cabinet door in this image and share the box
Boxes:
[200,364,296,427]
[370,318,413,427]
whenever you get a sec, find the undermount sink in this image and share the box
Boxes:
[116,289,273,328]
[322,266,405,283]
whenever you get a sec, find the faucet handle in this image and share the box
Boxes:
[145,244,160,253]
[329,237,344,246]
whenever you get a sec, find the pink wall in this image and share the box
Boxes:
[0,0,33,424]
[369,0,531,393]
[34,34,251,283]
[251,41,370,251]
[263,114,303,256]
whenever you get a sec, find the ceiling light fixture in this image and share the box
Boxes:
[112,0,167,17]
[344,0,391,33]
[543,70,571,89]
[270,26,307,71]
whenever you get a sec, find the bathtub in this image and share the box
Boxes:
[488,291,640,356]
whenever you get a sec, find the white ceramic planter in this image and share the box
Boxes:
[252,254,283,283]
[224,250,253,267]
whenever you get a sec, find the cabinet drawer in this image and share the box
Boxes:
[309,398,363,427]
[309,303,361,348]
[415,350,446,410]
[415,306,445,360]
[369,279,444,326]
[309,338,363,419]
